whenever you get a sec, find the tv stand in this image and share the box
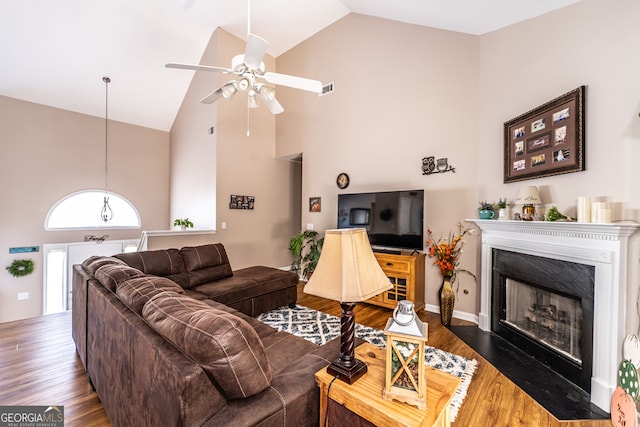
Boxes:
[373,248,402,255]
[367,252,425,311]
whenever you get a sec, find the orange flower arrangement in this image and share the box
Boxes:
[426,222,475,281]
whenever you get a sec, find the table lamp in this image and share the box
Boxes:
[515,185,541,221]
[304,228,392,384]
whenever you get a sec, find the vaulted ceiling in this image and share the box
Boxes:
[0,0,581,131]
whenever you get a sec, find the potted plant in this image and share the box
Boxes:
[496,198,508,220]
[173,218,194,230]
[289,230,324,280]
[478,201,495,220]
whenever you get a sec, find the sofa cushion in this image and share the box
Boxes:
[94,263,145,292]
[115,249,189,288]
[192,266,298,305]
[116,276,184,314]
[82,256,126,276]
[179,244,233,288]
[142,292,272,399]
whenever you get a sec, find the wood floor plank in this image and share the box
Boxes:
[0,284,613,427]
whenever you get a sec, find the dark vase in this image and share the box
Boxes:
[439,274,455,326]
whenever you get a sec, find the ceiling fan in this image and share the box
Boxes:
[165,0,323,115]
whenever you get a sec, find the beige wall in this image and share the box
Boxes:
[476,0,640,331]
[276,4,640,324]
[0,95,170,322]
[170,29,300,270]
[277,13,482,317]
[4,0,639,329]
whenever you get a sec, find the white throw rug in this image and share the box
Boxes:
[257,304,478,421]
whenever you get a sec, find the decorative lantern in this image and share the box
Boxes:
[383,300,429,409]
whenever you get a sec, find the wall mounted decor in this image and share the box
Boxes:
[422,156,455,175]
[309,197,321,212]
[229,195,254,210]
[504,86,585,183]
[6,259,34,277]
[336,173,350,189]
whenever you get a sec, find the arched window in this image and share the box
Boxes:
[45,190,141,230]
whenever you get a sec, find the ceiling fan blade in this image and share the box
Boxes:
[263,72,322,94]
[244,34,269,70]
[201,81,239,104]
[200,87,225,104]
[166,63,232,74]
[258,90,284,115]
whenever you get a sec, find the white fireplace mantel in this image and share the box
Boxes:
[467,219,640,412]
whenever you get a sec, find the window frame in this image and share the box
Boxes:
[44,189,142,231]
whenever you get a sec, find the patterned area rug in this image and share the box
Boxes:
[257,304,478,421]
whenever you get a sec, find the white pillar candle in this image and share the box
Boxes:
[598,208,612,223]
[577,196,591,223]
[591,202,606,223]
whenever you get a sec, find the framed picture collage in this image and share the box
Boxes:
[504,86,585,183]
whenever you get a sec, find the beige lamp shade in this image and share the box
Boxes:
[304,228,392,302]
[515,186,542,205]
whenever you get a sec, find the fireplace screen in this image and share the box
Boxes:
[504,279,582,365]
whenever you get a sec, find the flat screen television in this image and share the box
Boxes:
[337,189,424,252]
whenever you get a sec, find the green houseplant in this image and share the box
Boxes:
[173,218,194,230]
[289,230,324,280]
[478,201,495,220]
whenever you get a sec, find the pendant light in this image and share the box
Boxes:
[101,76,113,222]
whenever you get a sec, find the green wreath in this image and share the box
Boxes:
[6,259,34,277]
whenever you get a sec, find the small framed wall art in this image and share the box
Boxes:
[503,86,585,183]
[229,195,254,210]
[309,197,321,212]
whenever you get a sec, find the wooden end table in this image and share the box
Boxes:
[315,342,461,427]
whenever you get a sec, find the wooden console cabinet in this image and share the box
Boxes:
[367,252,425,311]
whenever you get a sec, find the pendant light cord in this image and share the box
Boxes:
[103,76,110,193]
[247,0,251,36]
[101,76,113,223]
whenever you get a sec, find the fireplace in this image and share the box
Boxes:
[469,219,639,412]
[491,249,594,392]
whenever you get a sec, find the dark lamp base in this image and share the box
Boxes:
[327,357,368,384]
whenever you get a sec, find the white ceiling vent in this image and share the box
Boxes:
[320,82,334,96]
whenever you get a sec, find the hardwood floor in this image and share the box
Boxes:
[0,312,109,425]
[0,284,613,427]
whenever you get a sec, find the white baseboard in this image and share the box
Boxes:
[424,303,479,325]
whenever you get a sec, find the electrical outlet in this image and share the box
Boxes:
[17,292,29,300]
[306,223,314,230]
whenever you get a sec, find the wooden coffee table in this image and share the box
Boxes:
[315,342,461,427]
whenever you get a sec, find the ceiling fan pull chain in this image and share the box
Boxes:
[246,108,251,137]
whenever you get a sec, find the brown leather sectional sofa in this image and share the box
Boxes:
[71,243,340,426]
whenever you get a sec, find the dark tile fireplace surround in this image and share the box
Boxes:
[456,220,640,419]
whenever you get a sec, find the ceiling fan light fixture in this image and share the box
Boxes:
[238,78,250,91]
[258,85,276,101]
[247,92,259,109]
[221,81,238,99]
